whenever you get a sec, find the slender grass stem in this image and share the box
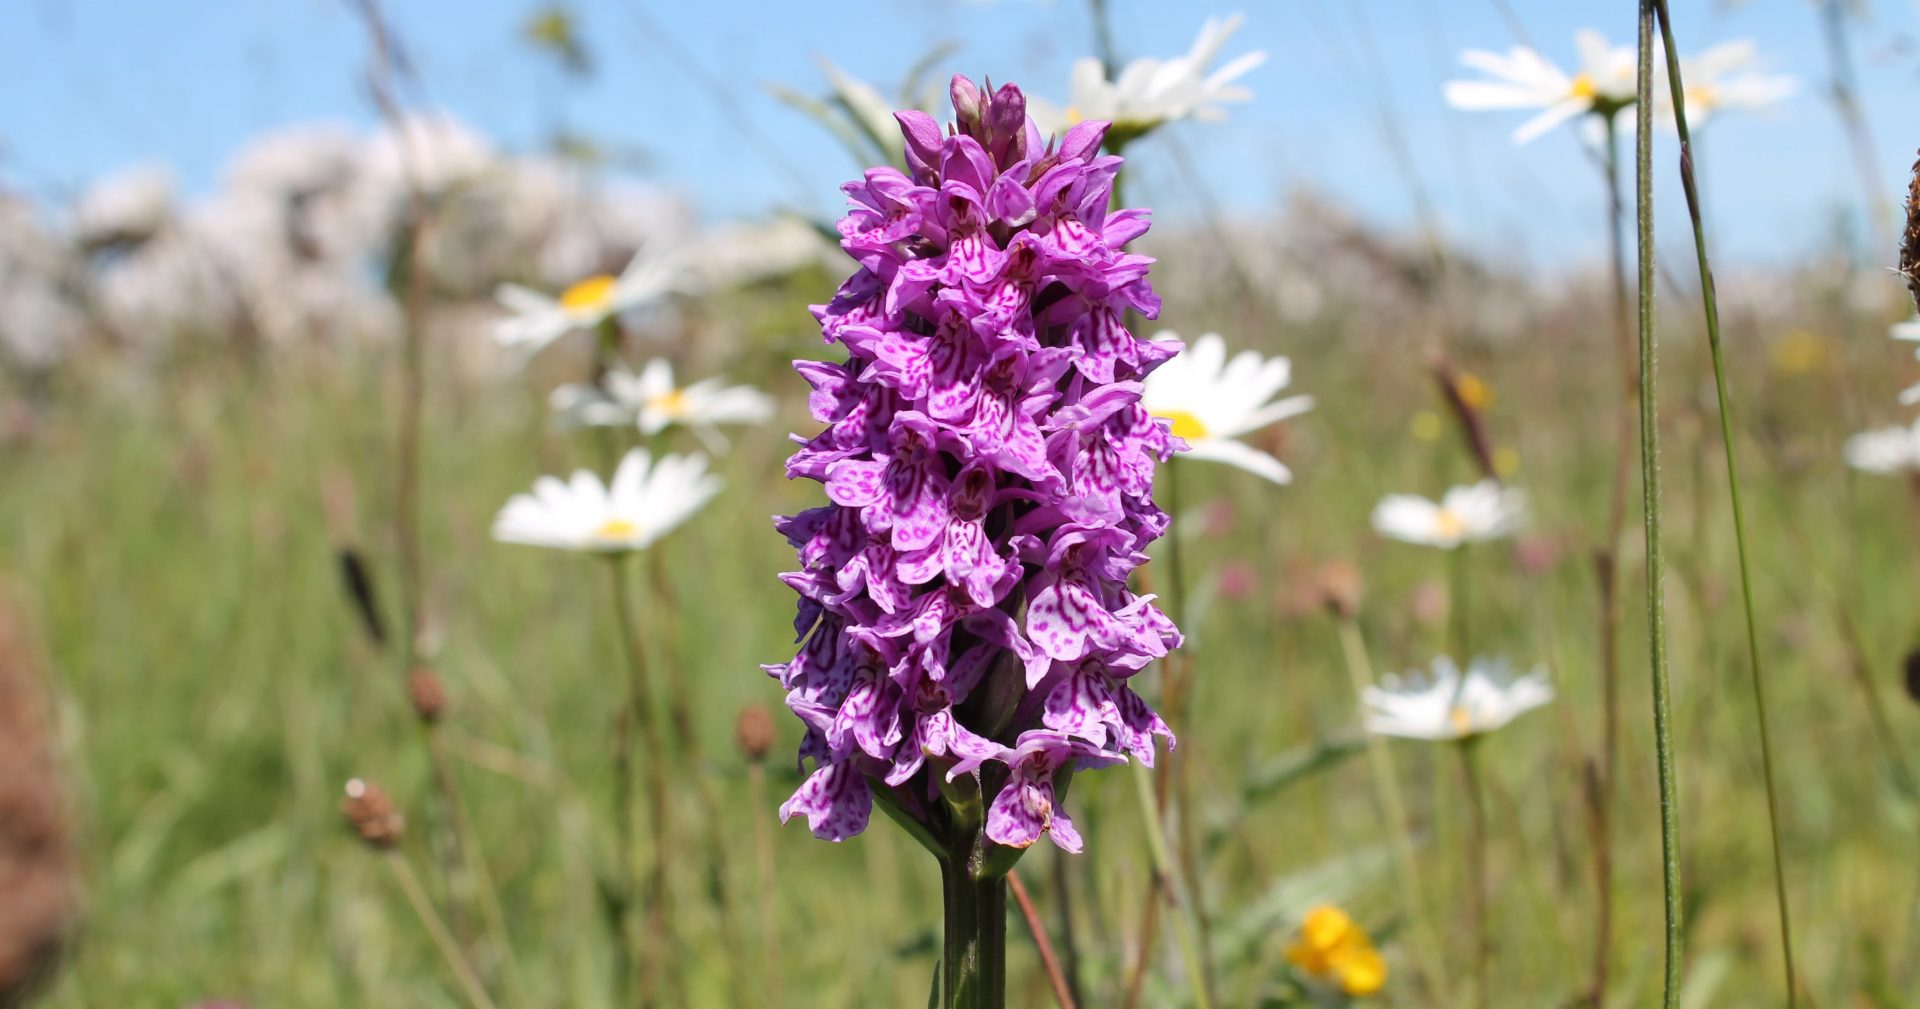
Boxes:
[1336,618,1448,1003]
[1649,4,1798,1002]
[386,850,502,1009]
[1008,869,1078,1009]
[423,727,528,1005]
[1456,739,1489,1009]
[1050,856,1085,1006]
[747,762,783,1009]
[1633,7,1684,1005]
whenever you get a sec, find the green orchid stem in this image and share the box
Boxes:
[941,840,1008,1009]
[1633,7,1684,1008]
[1650,2,1799,1003]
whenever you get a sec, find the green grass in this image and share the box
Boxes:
[5,270,1919,1007]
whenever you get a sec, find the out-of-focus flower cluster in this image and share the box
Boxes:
[769,77,1180,854]
[0,113,830,371]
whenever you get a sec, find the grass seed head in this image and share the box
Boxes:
[341,778,406,850]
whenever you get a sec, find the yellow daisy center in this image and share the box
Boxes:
[594,517,641,541]
[1570,73,1597,100]
[1449,704,1474,736]
[1156,409,1209,441]
[1064,105,1083,125]
[648,388,689,418]
[1434,508,1466,541]
[559,274,619,316]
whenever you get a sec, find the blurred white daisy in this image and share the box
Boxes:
[549,359,775,449]
[1032,14,1265,141]
[1659,40,1795,129]
[492,249,682,359]
[1844,418,1920,474]
[1891,317,1920,406]
[73,163,176,247]
[1444,29,1637,144]
[1371,480,1526,548]
[1142,331,1312,485]
[1364,655,1553,742]
[361,111,493,198]
[492,448,721,553]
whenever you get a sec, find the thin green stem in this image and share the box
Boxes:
[1650,4,1798,1003]
[1449,544,1471,661]
[1127,760,1212,1009]
[1456,739,1489,1009]
[1590,106,1634,1009]
[1336,619,1448,1003]
[1634,7,1683,1007]
[609,553,672,1005]
[386,850,502,1009]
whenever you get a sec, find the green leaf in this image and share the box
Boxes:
[927,959,941,1009]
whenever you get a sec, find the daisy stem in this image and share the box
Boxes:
[1589,98,1635,1009]
[1127,759,1212,1009]
[1633,8,1684,1007]
[1650,4,1798,1003]
[1450,544,1471,661]
[1335,618,1448,1004]
[1154,459,1217,999]
[1455,738,1489,1009]
[607,552,672,1006]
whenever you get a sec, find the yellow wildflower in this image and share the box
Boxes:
[1286,904,1387,997]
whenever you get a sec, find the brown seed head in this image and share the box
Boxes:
[407,666,447,724]
[341,778,405,849]
[1317,561,1364,621]
[1903,148,1920,315]
[735,704,777,763]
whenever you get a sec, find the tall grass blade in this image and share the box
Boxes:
[1634,5,1683,1006]
[1650,2,1799,1003]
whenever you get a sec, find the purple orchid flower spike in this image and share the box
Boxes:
[769,74,1184,1008]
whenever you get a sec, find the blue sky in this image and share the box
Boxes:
[4,0,1919,272]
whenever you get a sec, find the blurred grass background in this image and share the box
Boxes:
[6,239,1920,1006]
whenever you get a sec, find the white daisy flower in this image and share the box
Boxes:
[73,163,176,247]
[492,448,721,553]
[1141,331,1312,485]
[549,359,775,448]
[1444,29,1637,144]
[1844,418,1920,474]
[1364,656,1553,742]
[1659,40,1795,129]
[1371,481,1526,549]
[1032,14,1265,140]
[492,249,682,360]
[1890,317,1920,406]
